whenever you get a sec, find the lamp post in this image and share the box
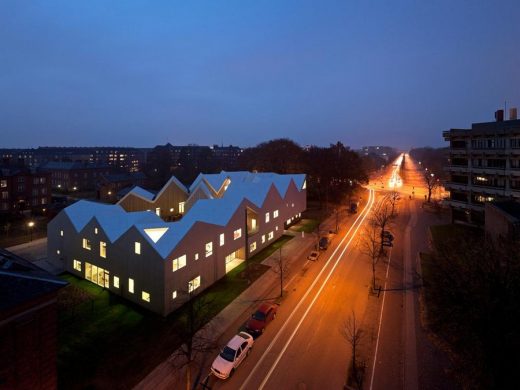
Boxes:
[27,221,35,242]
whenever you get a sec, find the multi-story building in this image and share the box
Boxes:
[40,161,112,192]
[47,171,306,316]
[0,147,149,173]
[0,248,68,389]
[0,166,52,215]
[443,109,520,224]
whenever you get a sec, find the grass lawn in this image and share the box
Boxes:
[57,234,293,389]
[293,218,320,233]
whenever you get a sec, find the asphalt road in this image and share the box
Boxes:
[202,189,377,389]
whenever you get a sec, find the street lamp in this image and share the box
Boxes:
[27,221,35,242]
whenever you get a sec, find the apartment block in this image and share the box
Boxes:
[47,171,306,316]
[443,109,520,224]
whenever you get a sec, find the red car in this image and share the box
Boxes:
[245,303,278,336]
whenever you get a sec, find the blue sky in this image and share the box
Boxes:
[1,0,519,149]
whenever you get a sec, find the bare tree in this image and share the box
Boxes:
[271,247,289,297]
[361,221,381,291]
[385,190,400,217]
[340,310,365,389]
[424,171,439,203]
[171,291,217,390]
[372,200,393,254]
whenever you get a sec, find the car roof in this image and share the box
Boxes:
[256,303,274,313]
[227,333,249,349]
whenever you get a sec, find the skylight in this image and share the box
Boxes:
[144,227,169,243]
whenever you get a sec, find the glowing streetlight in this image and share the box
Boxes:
[27,221,35,241]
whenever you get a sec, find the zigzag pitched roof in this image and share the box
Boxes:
[118,175,187,204]
[60,172,305,259]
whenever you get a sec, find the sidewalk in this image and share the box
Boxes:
[134,215,339,389]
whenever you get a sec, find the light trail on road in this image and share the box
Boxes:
[239,188,376,390]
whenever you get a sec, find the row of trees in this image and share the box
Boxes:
[239,139,371,204]
[145,138,386,205]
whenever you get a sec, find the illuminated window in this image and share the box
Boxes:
[250,242,257,253]
[188,276,201,293]
[155,207,161,216]
[82,238,91,250]
[100,241,107,258]
[286,219,291,225]
[179,202,185,214]
[265,212,270,223]
[114,276,120,288]
[142,291,150,302]
[94,227,98,234]
[273,210,279,218]
[135,242,141,254]
[60,230,64,237]
[172,254,187,272]
[129,278,134,293]
[205,242,213,257]
[73,259,81,271]
[291,203,294,207]
[194,253,199,260]
[276,226,279,231]
[302,180,307,189]
[172,290,177,300]
[234,228,242,240]
[262,235,266,244]
[268,231,274,240]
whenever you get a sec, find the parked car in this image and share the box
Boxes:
[307,250,320,261]
[245,303,278,336]
[382,230,394,241]
[319,237,330,250]
[211,332,254,379]
[382,240,393,247]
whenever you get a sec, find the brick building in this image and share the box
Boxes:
[0,248,67,389]
[0,166,52,215]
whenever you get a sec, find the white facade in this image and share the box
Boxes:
[48,171,306,316]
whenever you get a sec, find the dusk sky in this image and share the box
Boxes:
[1,1,519,150]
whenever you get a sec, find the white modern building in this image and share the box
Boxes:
[47,171,306,316]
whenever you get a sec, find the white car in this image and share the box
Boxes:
[211,331,254,379]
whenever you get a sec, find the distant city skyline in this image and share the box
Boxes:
[1,1,519,150]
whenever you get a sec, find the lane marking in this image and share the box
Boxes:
[258,197,375,389]
[239,189,375,390]
[369,247,393,390]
